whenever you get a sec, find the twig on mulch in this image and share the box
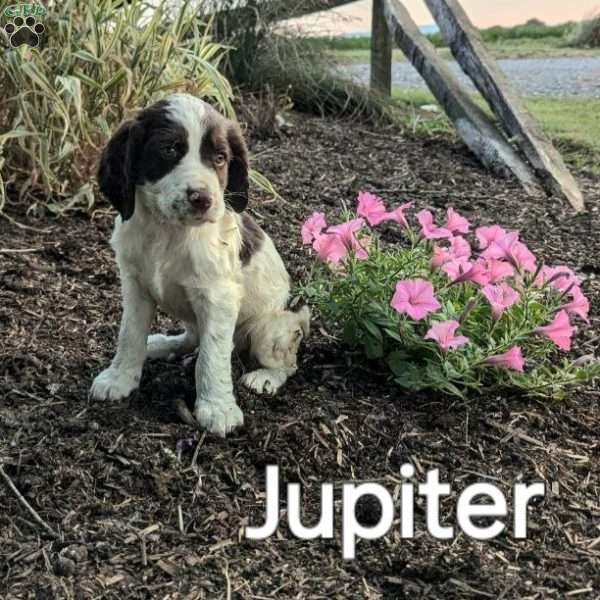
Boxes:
[0,464,59,539]
[0,211,53,233]
[0,247,43,254]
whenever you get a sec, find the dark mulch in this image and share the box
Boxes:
[1,113,599,599]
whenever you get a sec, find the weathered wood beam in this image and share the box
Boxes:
[212,0,358,27]
[382,0,539,193]
[370,0,393,95]
[425,0,584,211]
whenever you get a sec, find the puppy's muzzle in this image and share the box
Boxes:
[187,189,212,213]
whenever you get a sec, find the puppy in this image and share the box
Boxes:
[90,93,309,437]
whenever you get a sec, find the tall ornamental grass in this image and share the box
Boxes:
[569,13,600,48]
[0,0,233,215]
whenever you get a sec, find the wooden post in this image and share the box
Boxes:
[425,0,584,211]
[382,0,539,193]
[370,0,393,95]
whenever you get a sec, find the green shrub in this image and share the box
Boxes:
[299,193,599,399]
[0,0,233,215]
[479,22,574,43]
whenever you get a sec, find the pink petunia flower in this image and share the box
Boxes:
[481,283,520,319]
[416,210,452,240]
[482,232,537,273]
[478,258,514,284]
[301,211,327,245]
[481,230,519,259]
[391,278,441,320]
[511,242,537,273]
[328,218,368,259]
[476,225,507,250]
[384,202,413,229]
[432,236,471,269]
[432,245,452,269]
[451,235,472,260]
[485,346,525,372]
[534,310,574,351]
[465,261,493,286]
[442,259,490,286]
[425,320,469,351]
[357,192,387,226]
[442,258,471,281]
[312,234,347,264]
[535,266,581,292]
[562,287,590,322]
[445,208,470,234]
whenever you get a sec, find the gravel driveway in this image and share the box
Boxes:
[341,57,600,97]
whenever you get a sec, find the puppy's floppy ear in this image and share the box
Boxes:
[226,122,249,213]
[97,119,141,221]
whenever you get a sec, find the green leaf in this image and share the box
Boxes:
[342,321,359,346]
[364,335,384,360]
[362,318,382,341]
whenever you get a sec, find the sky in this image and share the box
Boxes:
[288,0,600,35]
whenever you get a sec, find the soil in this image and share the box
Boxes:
[1,113,599,599]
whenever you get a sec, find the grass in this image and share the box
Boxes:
[393,88,600,177]
[314,18,600,63]
[332,39,600,64]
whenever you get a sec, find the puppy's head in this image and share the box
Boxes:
[97,94,249,225]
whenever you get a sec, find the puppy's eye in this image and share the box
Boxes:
[164,144,180,158]
[214,152,227,167]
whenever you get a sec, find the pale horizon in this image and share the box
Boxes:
[288,0,600,35]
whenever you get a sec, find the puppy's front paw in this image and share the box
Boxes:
[194,396,243,437]
[240,368,289,396]
[90,368,139,401]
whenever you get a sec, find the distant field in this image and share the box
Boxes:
[392,89,600,176]
[309,19,600,63]
[309,20,576,51]
[330,39,600,64]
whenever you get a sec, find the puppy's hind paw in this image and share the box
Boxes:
[90,368,139,401]
[194,397,244,438]
[240,368,290,396]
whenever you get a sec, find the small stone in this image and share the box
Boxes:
[60,544,88,563]
[55,555,77,576]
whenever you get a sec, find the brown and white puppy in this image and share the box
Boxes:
[90,93,309,437]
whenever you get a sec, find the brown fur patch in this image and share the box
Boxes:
[199,117,249,213]
[239,213,264,266]
[200,123,229,190]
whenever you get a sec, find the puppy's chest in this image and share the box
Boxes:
[137,245,215,322]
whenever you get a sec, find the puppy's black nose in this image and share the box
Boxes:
[187,190,212,212]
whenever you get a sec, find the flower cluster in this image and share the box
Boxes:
[300,192,597,397]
